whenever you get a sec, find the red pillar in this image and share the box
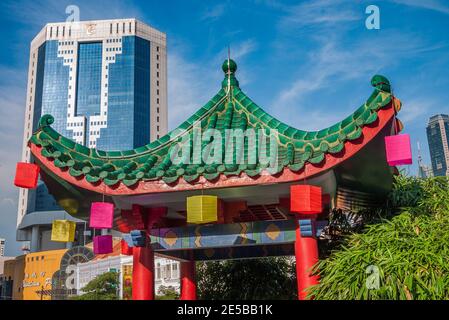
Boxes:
[295,218,319,300]
[132,245,154,300]
[180,259,197,300]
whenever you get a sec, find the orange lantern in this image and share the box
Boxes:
[290,185,322,215]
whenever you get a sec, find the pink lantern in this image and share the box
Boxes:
[90,202,114,229]
[385,134,412,166]
[94,235,113,254]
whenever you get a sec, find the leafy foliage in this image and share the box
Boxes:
[73,271,120,300]
[310,176,449,300]
[156,285,179,300]
[197,257,297,300]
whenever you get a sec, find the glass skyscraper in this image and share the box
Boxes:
[17,19,168,252]
[426,114,449,177]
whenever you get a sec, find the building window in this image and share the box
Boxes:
[110,23,113,34]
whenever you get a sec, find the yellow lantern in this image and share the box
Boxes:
[51,220,76,242]
[187,195,218,224]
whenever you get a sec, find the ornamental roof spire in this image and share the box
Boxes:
[221,52,239,90]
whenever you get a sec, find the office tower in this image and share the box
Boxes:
[17,19,168,252]
[426,114,449,177]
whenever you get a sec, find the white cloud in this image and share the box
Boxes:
[391,0,449,15]
[232,39,258,60]
[397,97,435,124]
[167,52,217,130]
[279,0,360,29]
[201,3,227,21]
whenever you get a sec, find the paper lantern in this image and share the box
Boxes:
[93,235,113,254]
[90,202,114,229]
[14,162,40,189]
[51,220,76,242]
[385,134,412,166]
[187,195,218,224]
[290,185,322,215]
[121,239,133,255]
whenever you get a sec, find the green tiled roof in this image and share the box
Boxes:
[29,59,394,187]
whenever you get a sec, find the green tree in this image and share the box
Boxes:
[73,271,120,300]
[309,176,449,300]
[197,257,297,300]
[156,285,179,300]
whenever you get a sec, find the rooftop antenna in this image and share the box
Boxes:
[417,141,423,165]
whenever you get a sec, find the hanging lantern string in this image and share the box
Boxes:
[391,87,398,136]
[303,158,308,185]
[102,155,108,203]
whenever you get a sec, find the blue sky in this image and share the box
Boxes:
[0,0,448,256]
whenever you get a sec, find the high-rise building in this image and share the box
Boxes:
[426,114,449,177]
[0,238,5,257]
[17,19,168,252]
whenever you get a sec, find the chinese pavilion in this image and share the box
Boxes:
[23,59,404,300]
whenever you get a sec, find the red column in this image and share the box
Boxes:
[180,259,197,300]
[132,245,154,300]
[295,218,319,300]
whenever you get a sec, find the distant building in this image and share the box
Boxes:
[0,238,5,257]
[76,240,179,299]
[0,256,15,300]
[426,114,449,176]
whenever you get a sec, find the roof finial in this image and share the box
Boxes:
[221,53,238,89]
